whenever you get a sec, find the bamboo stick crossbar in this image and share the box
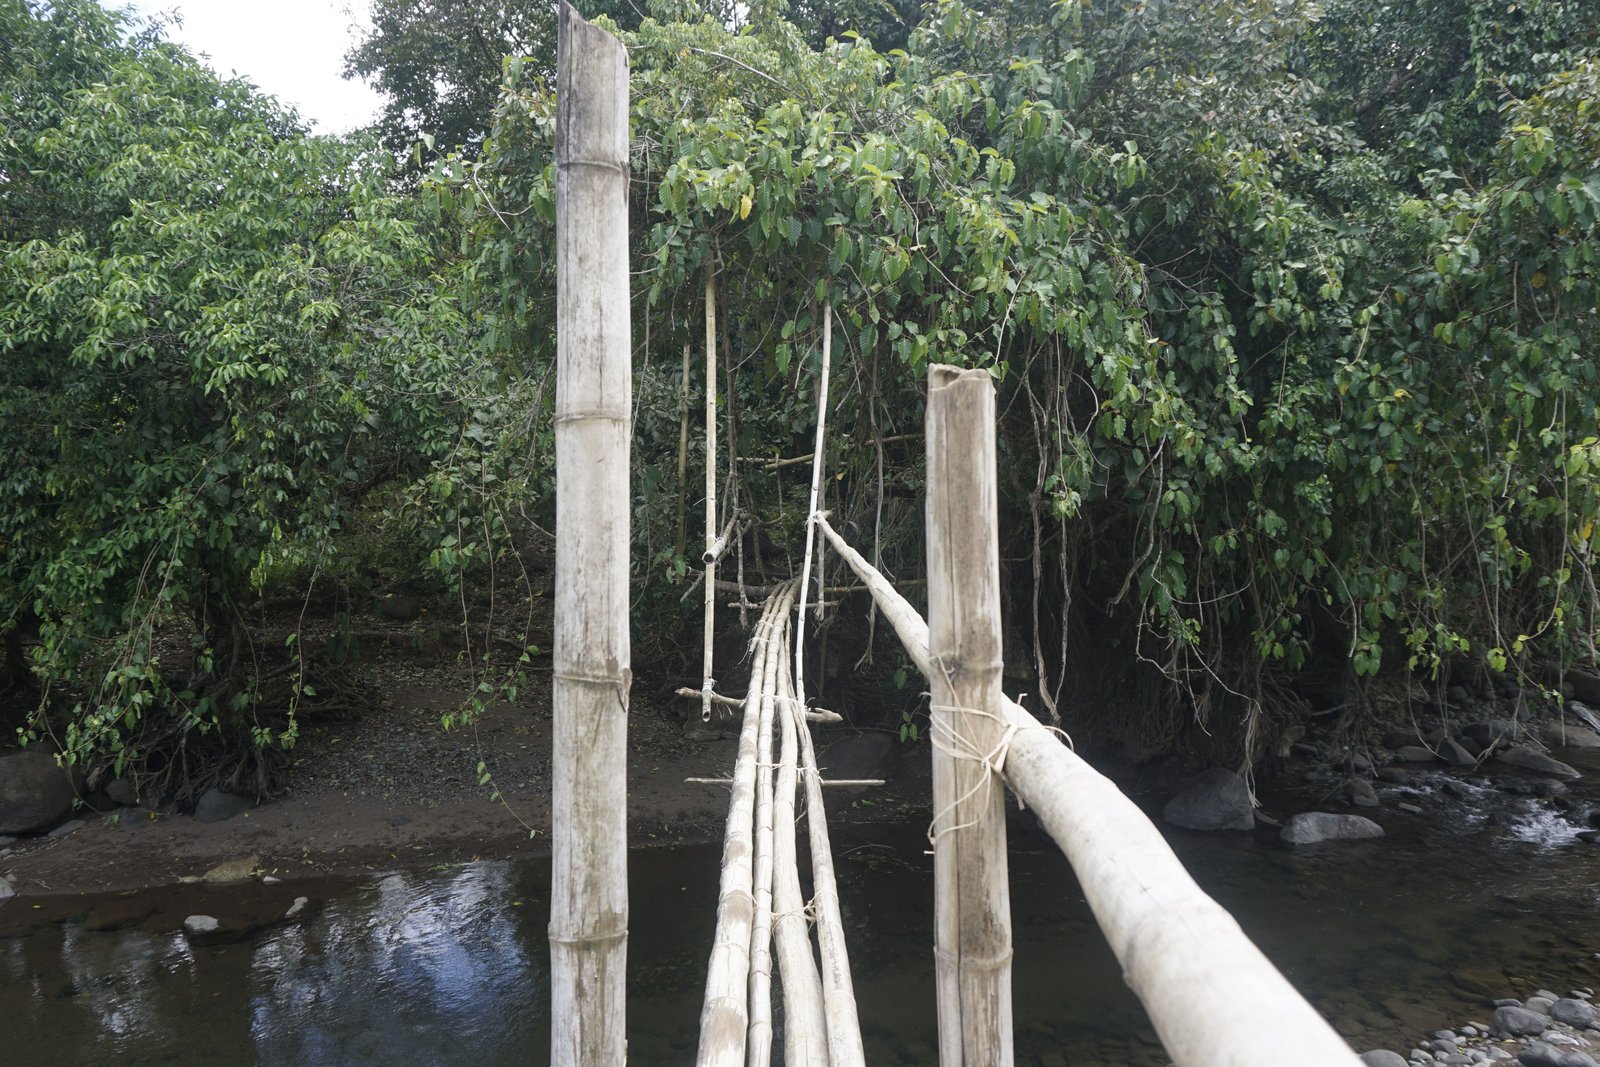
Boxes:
[813,515,1364,1067]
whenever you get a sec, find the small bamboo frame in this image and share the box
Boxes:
[925,365,1014,1066]
[551,4,630,1063]
[814,517,1364,1067]
[697,589,791,1067]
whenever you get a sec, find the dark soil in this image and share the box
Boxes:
[0,604,932,899]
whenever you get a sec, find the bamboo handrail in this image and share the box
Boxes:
[813,515,1363,1067]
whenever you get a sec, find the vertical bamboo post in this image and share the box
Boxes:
[926,365,1014,1067]
[552,4,630,1064]
[703,272,719,722]
[794,301,832,710]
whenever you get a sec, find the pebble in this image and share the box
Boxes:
[183,914,220,935]
[45,819,83,839]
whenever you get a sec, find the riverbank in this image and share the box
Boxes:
[0,659,931,900]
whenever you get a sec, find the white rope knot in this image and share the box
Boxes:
[925,699,1019,847]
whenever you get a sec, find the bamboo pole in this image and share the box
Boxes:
[747,583,795,1067]
[698,590,789,1067]
[925,366,1013,1067]
[791,659,867,1066]
[813,518,1364,1067]
[794,301,832,711]
[551,4,630,1063]
[677,341,692,559]
[703,271,719,722]
[771,623,829,1067]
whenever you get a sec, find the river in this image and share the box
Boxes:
[4,753,1599,1065]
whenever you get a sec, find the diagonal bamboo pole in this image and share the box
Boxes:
[813,516,1364,1067]
[792,686,867,1067]
[698,589,792,1067]
[925,366,1013,1067]
[551,4,630,1063]
[771,622,829,1067]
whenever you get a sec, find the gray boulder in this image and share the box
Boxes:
[1360,1052,1408,1067]
[1440,737,1478,766]
[105,778,139,806]
[1393,745,1439,763]
[1162,768,1255,831]
[1492,1004,1550,1036]
[1549,998,1597,1028]
[1542,723,1600,749]
[1280,812,1385,844]
[0,749,75,834]
[194,788,251,824]
[1495,746,1580,779]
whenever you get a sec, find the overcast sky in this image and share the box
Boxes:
[123,1,384,133]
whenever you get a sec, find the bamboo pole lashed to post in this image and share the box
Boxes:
[813,516,1364,1067]
[925,365,1014,1067]
[551,3,631,1064]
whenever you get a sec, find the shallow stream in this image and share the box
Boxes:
[5,753,1599,1065]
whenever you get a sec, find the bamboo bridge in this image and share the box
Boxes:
[549,5,1365,1064]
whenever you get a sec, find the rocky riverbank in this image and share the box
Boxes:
[1359,986,1600,1067]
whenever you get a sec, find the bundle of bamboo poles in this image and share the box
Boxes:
[696,582,866,1067]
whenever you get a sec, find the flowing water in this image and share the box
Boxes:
[5,753,1600,1066]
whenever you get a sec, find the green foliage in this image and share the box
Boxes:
[0,0,506,792]
[433,0,1600,757]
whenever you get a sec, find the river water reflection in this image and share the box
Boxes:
[4,758,1600,1065]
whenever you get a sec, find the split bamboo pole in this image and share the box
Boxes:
[793,301,832,710]
[925,366,1014,1067]
[703,271,719,722]
[771,624,829,1067]
[813,516,1364,1067]
[746,584,791,1067]
[551,3,630,1063]
[790,650,868,1066]
[698,589,790,1067]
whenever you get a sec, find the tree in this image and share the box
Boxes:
[0,0,488,795]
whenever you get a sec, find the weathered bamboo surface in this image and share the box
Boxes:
[551,3,630,1064]
[697,587,792,1067]
[925,366,1013,1067]
[814,515,1364,1067]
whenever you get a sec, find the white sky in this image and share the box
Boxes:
[123,1,384,134]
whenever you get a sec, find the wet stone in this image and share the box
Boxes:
[1493,1005,1550,1037]
[1550,1000,1597,1029]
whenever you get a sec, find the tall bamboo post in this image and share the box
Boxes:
[925,365,1013,1067]
[703,272,720,722]
[813,517,1364,1067]
[551,3,630,1064]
